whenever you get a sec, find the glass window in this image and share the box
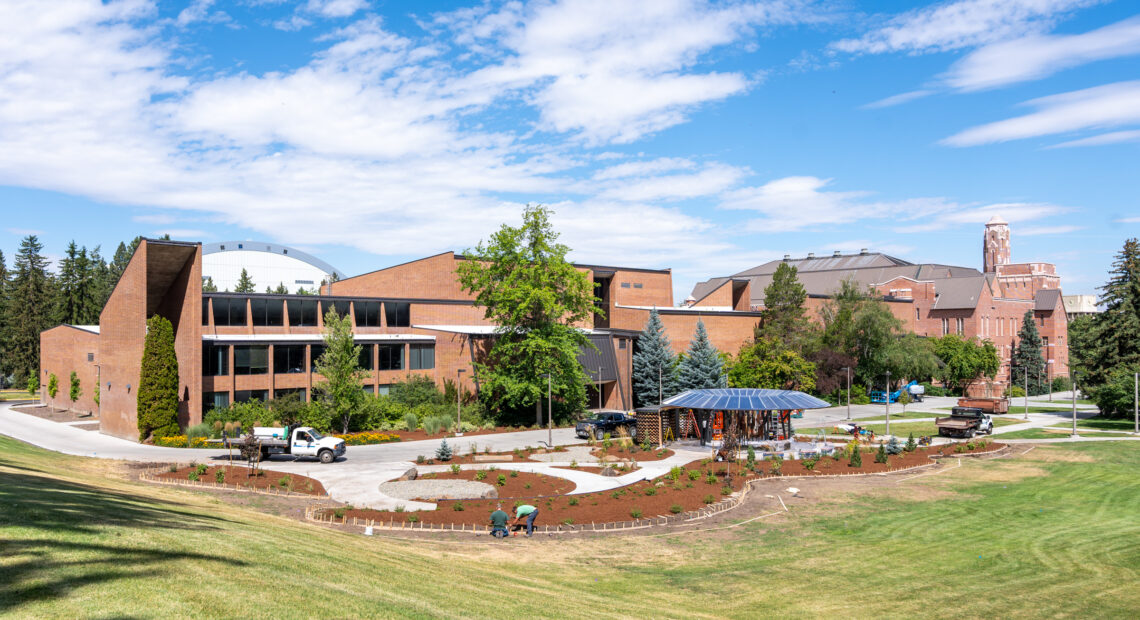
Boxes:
[354,301,382,327]
[362,385,375,394]
[273,345,307,374]
[358,344,374,370]
[202,299,209,325]
[234,345,269,375]
[378,344,404,370]
[310,344,326,368]
[385,302,410,327]
[234,390,269,403]
[251,298,284,326]
[212,297,247,326]
[274,388,306,401]
[409,344,434,370]
[287,299,319,327]
[203,344,229,376]
[377,384,391,396]
[203,391,229,415]
[326,300,351,319]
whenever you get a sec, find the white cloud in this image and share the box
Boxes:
[862,89,934,109]
[1048,129,1140,148]
[1018,225,1083,235]
[942,81,1140,146]
[894,202,1069,232]
[594,163,746,202]
[944,16,1140,91]
[1116,216,1140,223]
[306,0,368,19]
[832,0,1099,55]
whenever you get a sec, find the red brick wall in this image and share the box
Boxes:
[98,242,149,440]
[658,312,758,357]
[39,326,99,415]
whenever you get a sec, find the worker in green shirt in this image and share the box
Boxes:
[489,503,509,539]
[511,504,539,537]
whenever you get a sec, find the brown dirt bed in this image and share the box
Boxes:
[414,469,575,499]
[11,404,97,423]
[337,443,1004,527]
[424,446,574,465]
[551,465,641,475]
[590,445,674,462]
[156,465,326,496]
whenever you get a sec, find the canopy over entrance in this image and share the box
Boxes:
[658,388,831,446]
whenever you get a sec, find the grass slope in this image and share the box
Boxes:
[3,436,1139,618]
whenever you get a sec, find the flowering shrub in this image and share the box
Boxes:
[333,431,401,446]
[153,436,212,448]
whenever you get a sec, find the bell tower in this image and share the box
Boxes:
[983,215,1010,273]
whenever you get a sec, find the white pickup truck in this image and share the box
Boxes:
[223,424,346,463]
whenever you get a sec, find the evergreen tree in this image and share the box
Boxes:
[436,439,453,461]
[108,237,141,285]
[0,249,6,379]
[677,321,726,391]
[313,307,366,433]
[905,432,916,452]
[2,236,53,382]
[1011,310,1047,396]
[86,245,111,322]
[137,314,181,440]
[1083,238,1140,387]
[758,262,812,350]
[54,241,86,324]
[273,282,289,294]
[234,268,256,293]
[632,309,679,407]
[202,276,218,293]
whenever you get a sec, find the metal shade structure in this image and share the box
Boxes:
[661,388,831,412]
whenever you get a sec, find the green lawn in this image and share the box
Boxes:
[0,391,34,401]
[860,417,1024,437]
[939,405,1097,414]
[996,428,1136,440]
[3,435,1140,618]
[1048,417,1139,433]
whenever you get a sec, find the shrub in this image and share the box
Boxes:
[404,412,420,432]
[436,439,453,461]
[569,459,578,469]
[703,494,715,504]
[187,422,212,442]
[509,470,518,478]
[524,483,531,489]
[669,466,682,481]
[1007,385,1026,398]
[195,463,208,476]
[215,469,225,483]
[687,469,700,481]
[886,436,903,455]
[452,502,465,511]
[875,443,888,464]
[905,433,917,452]
[568,497,579,506]
[770,457,783,476]
[333,507,346,519]
[167,463,178,473]
[644,487,657,496]
[415,455,425,464]
[611,491,620,499]
[849,447,862,468]
[395,505,405,512]
[187,471,199,481]
[746,445,756,468]
[475,470,487,481]
[803,458,817,471]
[705,473,718,485]
[449,463,461,475]
[1051,375,1072,393]
[630,508,643,519]
[137,315,180,440]
[407,514,419,523]
[670,504,683,514]
[721,486,732,496]
[497,474,507,487]
[278,475,292,489]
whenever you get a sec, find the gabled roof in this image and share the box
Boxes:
[931,276,987,310]
[1035,288,1063,311]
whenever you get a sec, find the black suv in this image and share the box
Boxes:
[575,411,637,440]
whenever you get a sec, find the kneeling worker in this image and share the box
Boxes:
[511,504,539,537]
[489,503,510,539]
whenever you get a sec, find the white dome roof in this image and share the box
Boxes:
[986,215,1008,226]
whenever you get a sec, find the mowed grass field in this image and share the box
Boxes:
[3,435,1140,618]
[859,417,1024,437]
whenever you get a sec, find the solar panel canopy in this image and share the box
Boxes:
[661,388,831,411]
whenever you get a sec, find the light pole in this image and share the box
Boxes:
[658,365,663,406]
[884,370,891,437]
[1133,372,1137,435]
[545,372,553,447]
[1070,373,1079,439]
[1024,369,1029,421]
[841,366,851,420]
[1047,360,1053,402]
[598,365,603,410]
[455,368,466,436]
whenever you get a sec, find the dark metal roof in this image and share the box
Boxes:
[661,388,831,411]
[577,334,619,382]
[1035,288,1063,311]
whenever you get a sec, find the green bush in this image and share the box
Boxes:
[1051,375,1073,393]
[187,423,212,442]
[449,463,461,474]
[137,315,180,440]
[568,497,579,506]
[849,447,863,468]
[721,486,732,496]
[1089,369,1140,418]
[905,433,917,452]
[497,474,507,487]
[403,412,419,432]
[1007,385,1026,398]
[391,375,445,407]
[920,382,950,397]
[702,494,715,504]
[670,504,683,514]
[875,443,888,464]
[188,471,199,481]
[475,470,487,481]
[195,463,207,476]
[687,469,700,481]
[629,508,643,519]
[215,469,225,483]
[452,502,464,512]
[436,440,452,461]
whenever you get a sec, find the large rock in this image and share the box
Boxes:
[474,454,512,463]
[600,467,620,477]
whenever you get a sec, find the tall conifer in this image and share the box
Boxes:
[2,236,53,382]
[234,268,256,293]
[1011,310,1047,395]
[137,314,180,440]
[677,320,726,391]
[632,309,679,407]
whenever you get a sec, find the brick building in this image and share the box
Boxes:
[39,241,762,440]
[689,216,1069,395]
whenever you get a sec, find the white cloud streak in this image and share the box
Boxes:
[1047,129,1140,148]
[942,81,1140,146]
[862,89,934,109]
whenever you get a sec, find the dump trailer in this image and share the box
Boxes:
[221,424,346,463]
[956,397,1009,414]
[935,407,994,438]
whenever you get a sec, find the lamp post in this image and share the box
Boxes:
[1047,360,1053,402]
[455,368,466,436]
[597,365,603,410]
[1070,373,1079,439]
[841,366,851,420]
[885,370,891,437]
[1133,372,1138,435]
[1024,368,1029,421]
[658,365,663,406]
[544,372,553,447]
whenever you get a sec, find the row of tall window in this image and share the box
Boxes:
[202,342,433,376]
[203,297,411,328]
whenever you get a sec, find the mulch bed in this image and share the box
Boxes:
[590,445,675,462]
[413,470,575,499]
[335,442,1004,526]
[427,447,573,465]
[157,465,326,495]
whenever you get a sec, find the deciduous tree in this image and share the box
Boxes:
[728,336,816,392]
[313,307,366,433]
[456,205,598,423]
[935,334,1000,395]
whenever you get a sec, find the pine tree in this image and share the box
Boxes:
[138,314,181,440]
[436,439,453,461]
[632,309,679,407]
[86,245,110,322]
[1011,309,1047,396]
[905,432,917,452]
[874,442,888,463]
[273,282,289,294]
[234,268,256,293]
[108,237,141,285]
[677,320,726,392]
[54,241,84,324]
[758,261,811,350]
[1083,238,1140,387]
[202,276,218,293]
[849,445,862,468]
[2,236,53,382]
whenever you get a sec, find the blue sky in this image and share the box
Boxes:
[1,0,1137,302]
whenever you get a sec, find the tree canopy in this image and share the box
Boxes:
[728,336,816,392]
[677,321,726,391]
[2,236,53,383]
[312,306,367,433]
[456,205,598,423]
[137,314,180,440]
[632,309,679,407]
[1011,309,1048,395]
[758,262,812,350]
[934,334,999,395]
